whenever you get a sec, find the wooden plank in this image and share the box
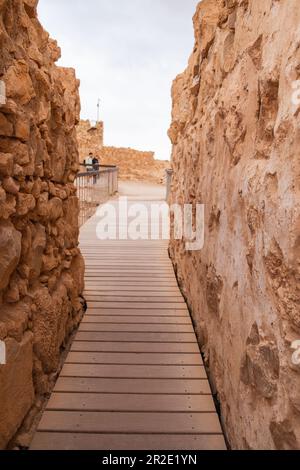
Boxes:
[82,252,170,255]
[83,253,170,257]
[85,276,176,281]
[84,282,180,288]
[80,240,169,244]
[84,278,178,283]
[61,364,206,379]
[85,264,172,268]
[81,315,191,324]
[66,352,203,365]
[82,249,169,252]
[31,432,227,451]
[84,275,176,279]
[38,411,223,434]
[85,278,177,283]
[84,271,175,274]
[81,244,169,248]
[84,293,183,299]
[78,323,194,333]
[84,261,172,264]
[85,267,174,271]
[86,302,188,310]
[83,255,172,258]
[85,262,172,266]
[86,267,173,270]
[85,261,171,264]
[85,273,176,278]
[54,377,212,395]
[83,254,172,257]
[46,393,215,412]
[85,263,173,268]
[82,248,170,250]
[81,246,169,248]
[71,341,200,353]
[82,250,170,253]
[75,332,197,343]
[86,308,190,317]
[86,293,182,299]
[85,296,185,304]
[85,277,177,281]
[84,287,180,293]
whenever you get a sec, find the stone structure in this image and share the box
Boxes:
[0,0,84,448]
[76,119,104,160]
[77,120,169,184]
[100,146,169,184]
[168,0,300,450]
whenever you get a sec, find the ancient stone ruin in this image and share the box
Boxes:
[168,0,300,450]
[0,0,84,448]
[77,120,169,184]
[1,0,300,453]
[76,119,104,161]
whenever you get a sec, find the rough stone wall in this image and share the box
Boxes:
[0,0,84,448]
[169,0,300,450]
[101,146,169,185]
[77,120,169,184]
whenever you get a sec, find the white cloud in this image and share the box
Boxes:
[38,0,199,160]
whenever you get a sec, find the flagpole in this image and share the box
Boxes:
[97,98,100,123]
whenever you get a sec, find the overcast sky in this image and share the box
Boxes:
[38,0,199,160]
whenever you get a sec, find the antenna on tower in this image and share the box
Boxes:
[97,98,101,123]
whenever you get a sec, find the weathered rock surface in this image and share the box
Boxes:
[0,332,34,449]
[169,0,300,450]
[0,0,84,448]
[77,120,169,184]
[0,220,21,290]
[101,146,169,184]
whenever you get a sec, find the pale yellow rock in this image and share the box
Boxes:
[169,0,300,450]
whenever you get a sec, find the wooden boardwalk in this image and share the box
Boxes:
[31,192,226,450]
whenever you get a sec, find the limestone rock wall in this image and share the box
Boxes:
[0,0,84,448]
[101,146,169,185]
[77,120,169,184]
[169,0,300,450]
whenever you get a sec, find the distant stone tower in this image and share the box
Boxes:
[77,120,104,163]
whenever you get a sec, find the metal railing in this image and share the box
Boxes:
[76,165,119,227]
[165,169,173,202]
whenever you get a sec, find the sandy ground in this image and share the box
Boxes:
[117,181,166,201]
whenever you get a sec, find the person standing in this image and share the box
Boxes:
[92,155,100,171]
[92,155,100,184]
[85,153,94,171]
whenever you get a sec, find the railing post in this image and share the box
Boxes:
[110,171,113,194]
[165,168,173,202]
